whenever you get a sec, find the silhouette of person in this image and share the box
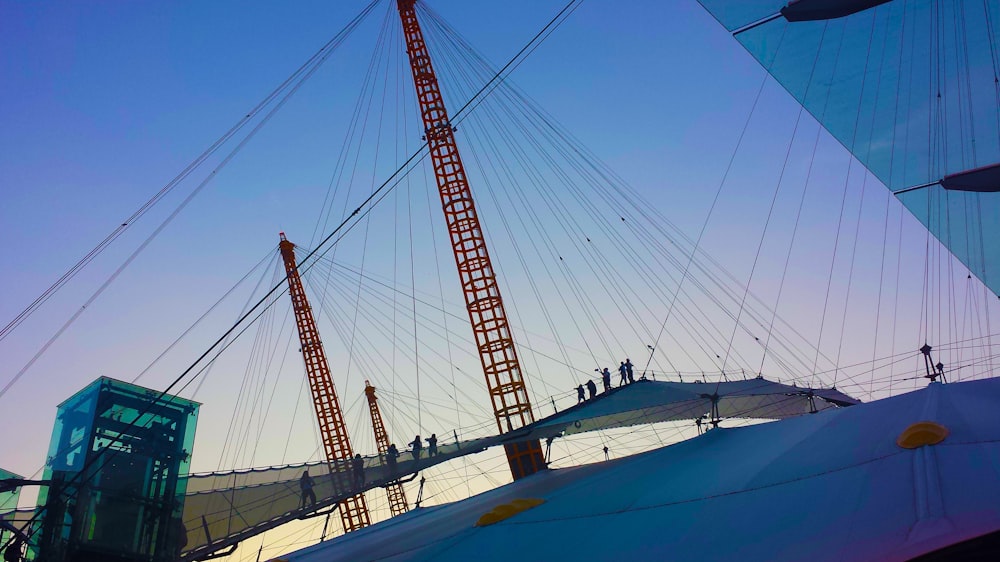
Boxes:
[409,435,422,461]
[601,367,612,392]
[4,538,23,562]
[352,454,365,488]
[387,443,399,473]
[299,470,316,509]
[577,384,586,403]
[426,434,438,457]
[172,518,188,559]
[619,362,628,386]
[626,358,635,383]
[586,379,597,399]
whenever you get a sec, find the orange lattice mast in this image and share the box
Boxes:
[278,232,371,532]
[395,0,545,480]
[364,381,409,516]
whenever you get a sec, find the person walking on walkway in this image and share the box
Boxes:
[586,379,597,399]
[409,435,423,461]
[352,454,365,488]
[171,518,188,560]
[626,358,635,383]
[4,538,23,562]
[299,470,316,509]
[426,434,438,457]
[601,367,612,392]
[619,362,628,386]
[387,443,399,473]
[577,384,586,403]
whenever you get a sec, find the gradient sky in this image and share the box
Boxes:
[3,1,998,558]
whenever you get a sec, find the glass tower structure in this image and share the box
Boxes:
[34,377,199,562]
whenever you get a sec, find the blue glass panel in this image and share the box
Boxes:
[898,186,1000,293]
[697,0,787,31]
[0,468,21,514]
[700,0,1000,295]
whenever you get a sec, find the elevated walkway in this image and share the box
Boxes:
[179,435,501,560]
[179,377,856,559]
[515,377,859,442]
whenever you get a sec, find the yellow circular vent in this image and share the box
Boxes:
[896,421,949,449]
[475,498,546,527]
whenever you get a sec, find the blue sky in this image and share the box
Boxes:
[2,1,998,557]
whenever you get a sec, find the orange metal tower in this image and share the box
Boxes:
[364,380,409,516]
[396,0,545,480]
[278,232,371,532]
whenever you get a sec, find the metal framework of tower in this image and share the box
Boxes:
[364,380,410,516]
[278,232,371,532]
[396,0,545,480]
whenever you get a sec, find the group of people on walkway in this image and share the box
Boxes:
[577,379,598,402]
[577,359,636,403]
[382,435,435,478]
[405,433,438,462]
[618,358,636,386]
[299,433,442,509]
